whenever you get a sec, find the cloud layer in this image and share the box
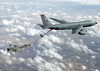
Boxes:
[0,1,99,71]
[45,0,100,5]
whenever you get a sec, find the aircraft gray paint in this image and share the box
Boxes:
[38,15,97,35]
[7,44,32,52]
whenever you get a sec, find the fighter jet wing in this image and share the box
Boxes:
[50,18,67,24]
[72,26,83,34]
[20,44,32,48]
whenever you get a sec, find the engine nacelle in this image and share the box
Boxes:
[78,29,87,35]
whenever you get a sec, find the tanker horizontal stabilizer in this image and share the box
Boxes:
[50,18,67,23]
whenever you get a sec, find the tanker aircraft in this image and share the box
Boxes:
[38,15,97,35]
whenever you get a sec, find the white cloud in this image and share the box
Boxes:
[9,34,13,37]
[38,37,54,48]
[88,24,100,37]
[91,41,95,44]
[62,13,67,15]
[27,58,34,65]
[34,56,45,64]
[81,65,87,70]
[98,13,100,15]
[38,62,63,71]
[91,56,96,59]
[88,31,95,37]
[59,63,66,69]
[46,0,100,5]
[2,19,14,25]
[37,50,41,55]
[7,40,12,44]
[9,20,14,24]
[24,22,31,27]
[53,13,57,16]
[68,63,73,68]
[6,60,12,65]
[48,35,63,44]
[10,28,18,33]
[66,38,95,54]
[97,48,100,51]
[0,49,11,56]
[22,37,26,39]
[38,35,62,50]
[16,25,26,33]
[5,29,9,33]
[32,13,39,16]
[51,30,57,33]
[7,9,11,11]
[12,57,16,61]
[89,16,93,18]
[15,20,19,23]
[14,15,19,17]
[19,58,25,62]
[63,33,67,36]
[14,33,20,36]
[49,8,52,10]
[95,69,99,71]
[2,19,10,25]
[76,15,82,19]
[0,43,5,47]
[27,63,32,67]
[41,49,63,60]
[83,16,87,19]
[27,28,42,36]
[94,16,100,19]
[38,34,64,60]
[76,56,81,59]
[17,10,22,13]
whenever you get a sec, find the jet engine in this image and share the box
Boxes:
[78,29,87,35]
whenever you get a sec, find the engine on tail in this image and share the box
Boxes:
[78,29,87,35]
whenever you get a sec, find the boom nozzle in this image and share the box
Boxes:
[40,34,43,37]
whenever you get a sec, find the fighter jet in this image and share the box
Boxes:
[7,44,32,52]
[38,15,97,35]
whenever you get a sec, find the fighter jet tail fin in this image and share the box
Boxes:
[40,15,52,29]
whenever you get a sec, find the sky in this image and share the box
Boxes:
[0,0,100,5]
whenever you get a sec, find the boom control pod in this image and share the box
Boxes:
[33,29,52,44]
